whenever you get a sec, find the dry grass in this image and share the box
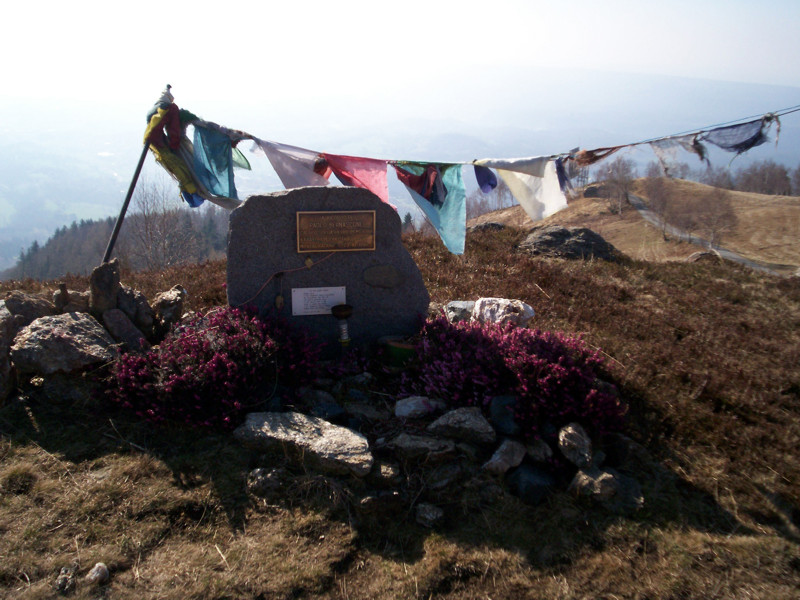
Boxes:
[470,196,705,263]
[1,210,800,597]
[471,181,800,271]
[652,178,800,267]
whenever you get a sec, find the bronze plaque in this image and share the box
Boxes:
[296,210,376,253]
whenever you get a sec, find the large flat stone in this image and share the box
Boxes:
[234,411,373,477]
[226,188,429,352]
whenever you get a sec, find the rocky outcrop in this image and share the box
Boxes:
[519,225,620,261]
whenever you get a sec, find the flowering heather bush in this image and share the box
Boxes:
[109,307,318,429]
[257,309,322,387]
[403,316,626,439]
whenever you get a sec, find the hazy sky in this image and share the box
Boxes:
[5,0,799,118]
[1,0,799,264]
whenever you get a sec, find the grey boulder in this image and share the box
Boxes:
[10,313,119,375]
[234,411,373,477]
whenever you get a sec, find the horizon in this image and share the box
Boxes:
[2,1,800,268]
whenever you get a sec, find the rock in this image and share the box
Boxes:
[247,467,287,498]
[582,183,609,198]
[387,433,456,461]
[427,407,496,445]
[489,395,520,436]
[472,297,535,327]
[520,225,620,261]
[426,461,464,491]
[85,562,110,585]
[415,503,444,528]
[483,439,527,475]
[0,305,20,401]
[394,396,447,419]
[344,402,391,423]
[54,564,77,594]
[507,464,556,506]
[467,222,507,233]
[10,313,119,375]
[0,354,12,402]
[62,291,90,314]
[53,283,70,312]
[133,290,155,334]
[686,250,722,264]
[444,300,475,323]
[89,259,121,316]
[234,412,373,477]
[226,188,430,355]
[345,371,374,386]
[152,285,187,336]
[116,285,137,321]
[568,466,643,513]
[569,466,618,501]
[526,439,554,463]
[366,460,403,488]
[102,309,151,353]
[2,291,55,325]
[558,423,593,468]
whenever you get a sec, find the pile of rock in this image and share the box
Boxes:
[236,380,644,527]
[0,259,188,401]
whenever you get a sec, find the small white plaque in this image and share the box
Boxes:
[291,287,346,316]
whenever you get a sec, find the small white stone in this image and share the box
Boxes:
[85,562,110,584]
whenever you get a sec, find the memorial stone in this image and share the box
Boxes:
[227,187,430,353]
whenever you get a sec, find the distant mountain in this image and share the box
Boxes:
[2,72,798,270]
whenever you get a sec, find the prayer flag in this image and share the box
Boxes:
[393,162,466,254]
[322,153,392,207]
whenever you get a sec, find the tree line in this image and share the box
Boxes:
[2,182,230,281]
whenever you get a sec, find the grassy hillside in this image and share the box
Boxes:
[1,229,799,599]
[470,179,800,272]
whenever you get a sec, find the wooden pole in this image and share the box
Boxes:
[101,142,149,264]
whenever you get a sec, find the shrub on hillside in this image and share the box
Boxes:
[108,307,319,429]
[403,316,626,439]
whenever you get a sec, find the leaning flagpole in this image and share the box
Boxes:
[101,142,149,264]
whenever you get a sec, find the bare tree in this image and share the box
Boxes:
[465,178,515,220]
[696,187,738,246]
[567,161,589,188]
[793,165,800,196]
[604,157,637,215]
[735,160,791,195]
[699,165,735,190]
[643,176,673,239]
[118,181,202,271]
